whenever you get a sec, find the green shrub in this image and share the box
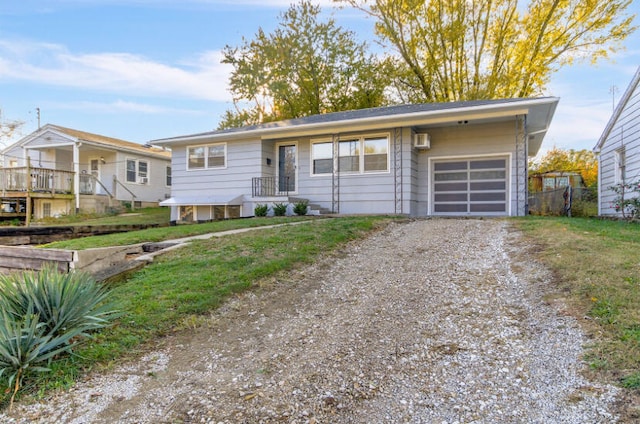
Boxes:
[254,204,269,217]
[293,200,309,216]
[610,181,640,219]
[273,202,288,216]
[0,266,119,405]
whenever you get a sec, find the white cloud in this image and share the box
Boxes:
[543,101,611,154]
[50,99,210,115]
[0,40,232,102]
[47,0,337,8]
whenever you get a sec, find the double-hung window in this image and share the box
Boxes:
[126,159,149,184]
[312,142,333,174]
[311,134,389,175]
[188,143,226,170]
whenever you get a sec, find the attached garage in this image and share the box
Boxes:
[430,156,509,216]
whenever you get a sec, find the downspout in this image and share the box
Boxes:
[524,115,529,216]
[73,142,80,213]
[595,148,602,216]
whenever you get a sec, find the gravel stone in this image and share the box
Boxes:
[0,219,619,423]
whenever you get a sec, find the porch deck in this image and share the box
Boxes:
[0,166,75,195]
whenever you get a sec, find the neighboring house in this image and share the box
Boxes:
[529,171,585,192]
[153,98,559,222]
[594,66,640,216]
[0,124,172,220]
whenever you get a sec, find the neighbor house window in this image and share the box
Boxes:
[614,148,625,184]
[42,202,51,218]
[188,143,226,170]
[311,134,389,176]
[126,159,149,184]
[166,166,172,186]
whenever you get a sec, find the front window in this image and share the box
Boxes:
[166,166,172,186]
[126,159,149,184]
[364,137,388,172]
[188,143,226,170]
[339,140,360,173]
[188,146,205,169]
[311,134,389,176]
[312,142,333,174]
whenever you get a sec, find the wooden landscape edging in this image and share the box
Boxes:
[0,246,73,273]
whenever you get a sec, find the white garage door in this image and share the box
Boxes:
[432,157,508,215]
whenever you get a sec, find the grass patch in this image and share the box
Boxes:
[513,216,640,389]
[42,216,313,249]
[34,207,170,226]
[4,216,390,405]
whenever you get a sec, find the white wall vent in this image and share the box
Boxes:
[414,133,431,149]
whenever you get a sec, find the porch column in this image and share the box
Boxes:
[73,142,80,213]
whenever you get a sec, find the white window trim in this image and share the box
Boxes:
[186,143,228,171]
[310,132,391,177]
[126,158,150,185]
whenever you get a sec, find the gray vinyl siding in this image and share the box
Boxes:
[293,130,399,215]
[599,82,640,216]
[171,138,262,199]
[112,152,171,203]
[415,120,519,216]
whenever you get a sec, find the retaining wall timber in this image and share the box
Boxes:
[0,223,166,246]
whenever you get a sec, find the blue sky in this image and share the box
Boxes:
[0,0,638,157]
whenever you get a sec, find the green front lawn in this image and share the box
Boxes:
[514,217,640,392]
[7,216,391,406]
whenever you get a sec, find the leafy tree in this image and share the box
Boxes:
[0,109,24,147]
[220,1,393,129]
[337,0,636,102]
[529,147,598,188]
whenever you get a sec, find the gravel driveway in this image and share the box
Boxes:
[2,219,619,423]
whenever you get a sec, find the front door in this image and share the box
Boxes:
[90,158,102,194]
[278,143,297,193]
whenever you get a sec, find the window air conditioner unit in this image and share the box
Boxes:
[138,177,148,184]
[414,133,431,149]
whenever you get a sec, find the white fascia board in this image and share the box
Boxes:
[78,140,170,160]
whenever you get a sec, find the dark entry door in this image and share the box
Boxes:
[278,144,296,193]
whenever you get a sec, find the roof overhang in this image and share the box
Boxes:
[152,98,559,155]
[159,194,244,207]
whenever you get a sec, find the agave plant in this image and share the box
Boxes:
[0,302,81,409]
[0,265,119,339]
[0,265,120,406]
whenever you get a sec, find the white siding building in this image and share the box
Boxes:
[594,66,640,217]
[1,124,172,220]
